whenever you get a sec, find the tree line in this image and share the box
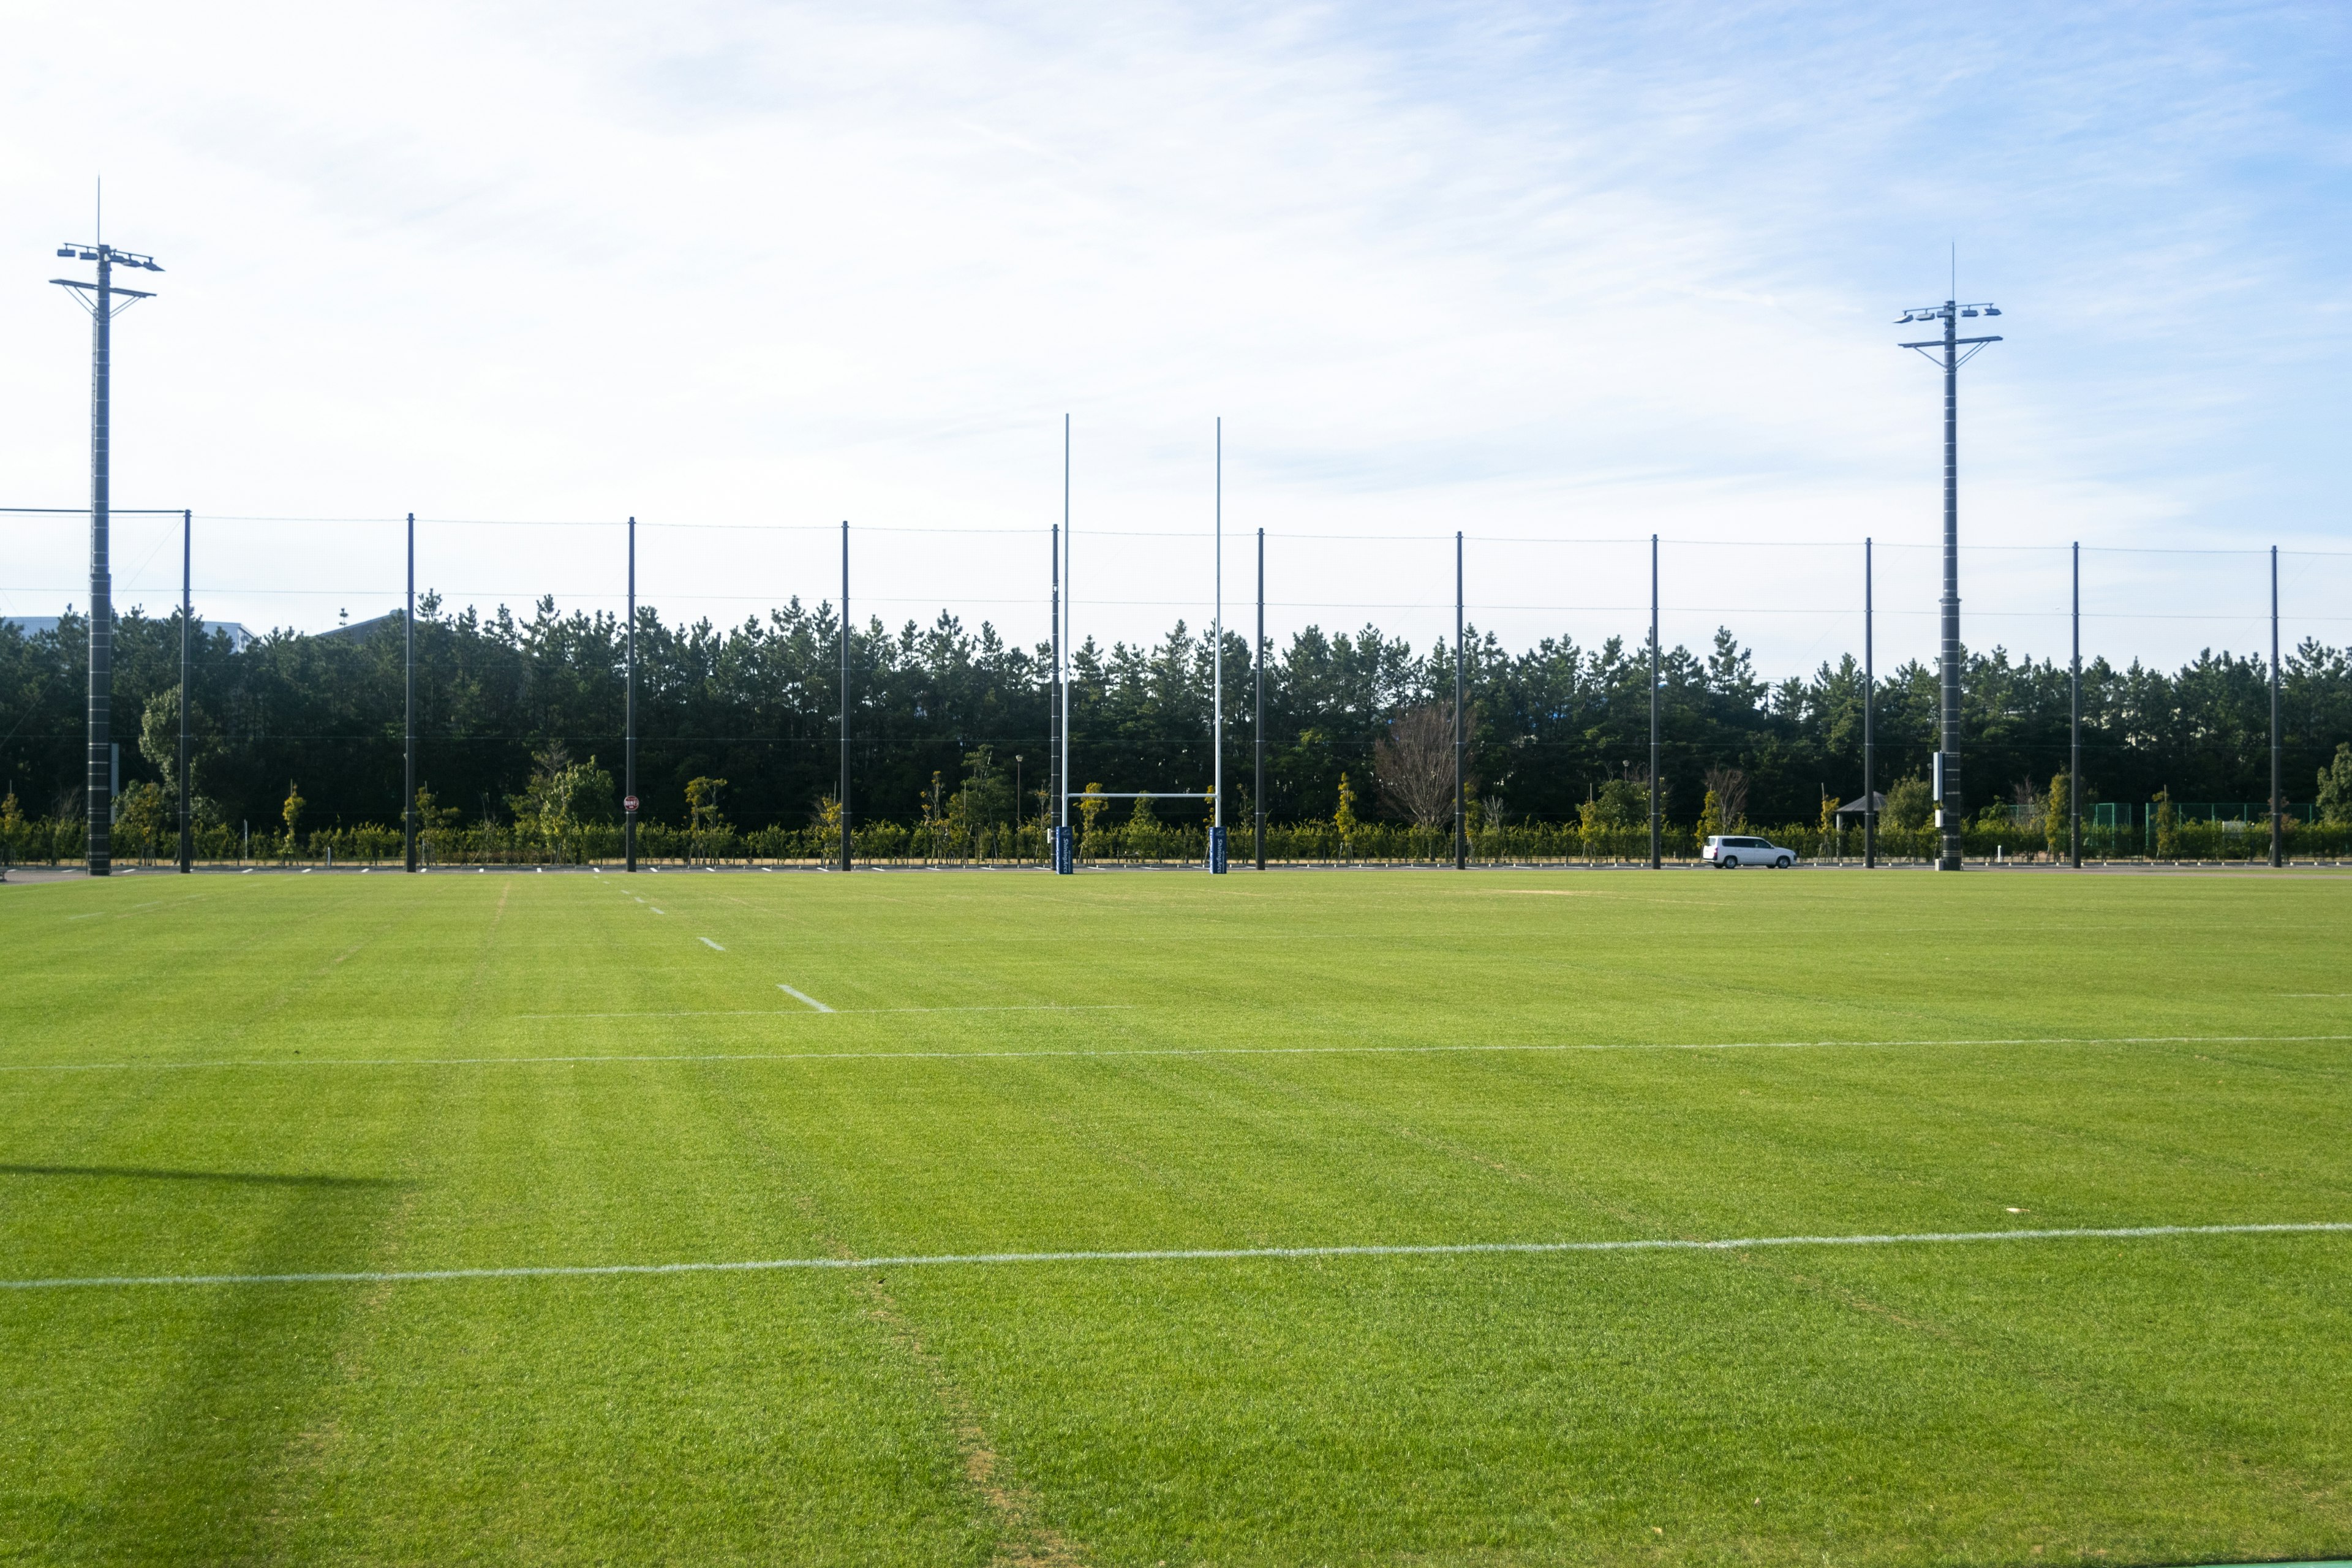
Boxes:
[4,594,2350,844]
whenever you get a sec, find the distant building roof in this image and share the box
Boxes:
[4,614,255,650]
[314,612,401,643]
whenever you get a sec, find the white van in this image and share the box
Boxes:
[1702,835,1793,869]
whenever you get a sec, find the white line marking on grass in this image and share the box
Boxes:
[650,908,665,914]
[509,1003,1130,1022]
[6,1221,2344,1293]
[699,938,725,952]
[777,984,833,1012]
[0,1030,2339,1074]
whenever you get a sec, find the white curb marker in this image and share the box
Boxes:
[5,1221,2343,1293]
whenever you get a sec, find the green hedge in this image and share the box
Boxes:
[7,812,2350,868]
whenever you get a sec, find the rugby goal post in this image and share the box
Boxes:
[1053,418,1226,874]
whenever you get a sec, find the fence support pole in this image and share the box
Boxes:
[840,520,853,872]
[1060,417,1071,849]
[178,508,192,873]
[1648,533,1661,870]
[2271,543,2282,868]
[2071,541,2082,867]
[404,512,417,872]
[1864,536,1875,869]
[1255,527,1265,871]
[625,517,636,872]
[1050,519,1060,861]
[1455,530,1467,870]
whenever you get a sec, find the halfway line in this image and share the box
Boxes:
[5,1221,2343,1292]
[0,1030,2340,1074]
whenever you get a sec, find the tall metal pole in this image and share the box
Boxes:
[1864,537,1875,869]
[2070,541,2082,868]
[55,231,160,875]
[1896,288,2000,869]
[1060,416,1071,836]
[1212,419,1223,861]
[404,512,417,872]
[178,508,191,873]
[624,516,637,873]
[1649,532,1661,870]
[87,248,115,876]
[1254,526,1265,871]
[2271,544,2283,868]
[1936,298,1965,870]
[1050,519,1060,854]
[840,520,853,872]
[1453,530,1466,870]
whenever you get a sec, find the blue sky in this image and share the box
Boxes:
[2,1,2346,676]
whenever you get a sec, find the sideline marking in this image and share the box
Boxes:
[1,1030,2340,1074]
[777,983,833,1013]
[4,1221,2343,1293]
[699,938,725,952]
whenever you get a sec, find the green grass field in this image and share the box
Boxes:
[2,866,2348,1566]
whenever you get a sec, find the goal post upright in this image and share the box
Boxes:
[1210,417,1225,873]
[1055,415,1074,873]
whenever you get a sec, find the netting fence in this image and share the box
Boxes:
[5,504,2350,870]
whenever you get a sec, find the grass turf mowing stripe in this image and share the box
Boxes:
[4,1031,2343,1073]
[5,1221,2345,1292]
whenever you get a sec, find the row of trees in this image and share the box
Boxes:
[4,595,2350,851]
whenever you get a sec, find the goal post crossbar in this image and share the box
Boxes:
[1064,791,1210,801]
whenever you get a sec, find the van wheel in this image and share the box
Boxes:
[1721,856,1738,869]
[1775,855,1792,869]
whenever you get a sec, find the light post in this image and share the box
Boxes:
[1896,293,2003,870]
[51,236,162,876]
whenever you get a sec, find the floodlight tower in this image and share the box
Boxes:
[51,236,164,877]
[1895,292,2002,870]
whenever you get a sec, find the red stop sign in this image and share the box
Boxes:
[624,795,640,813]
